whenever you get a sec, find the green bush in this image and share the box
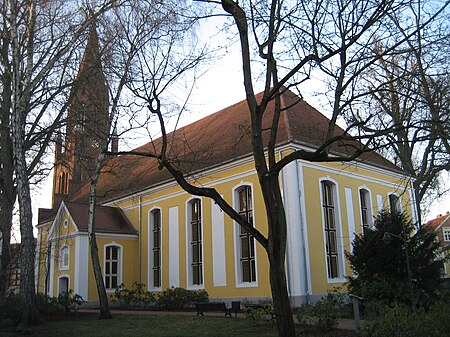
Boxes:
[347,211,443,308]
[243,299,274,323]
[114,285,209,310]
[155,287,208,310]
[361,302,450,337]
[114,283,156,308]
[295,291,346,332]
[57,291,85,312]
[0,291,20,322]
[36,290,84,314]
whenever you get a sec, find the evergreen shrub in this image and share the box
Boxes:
[361,302,450,337]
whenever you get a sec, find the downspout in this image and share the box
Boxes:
[296,160,310,303]
[138,195,142,284]
[279,149,311,304]
[36,230,43,293]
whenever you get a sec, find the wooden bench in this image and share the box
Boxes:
[195,302,232,317]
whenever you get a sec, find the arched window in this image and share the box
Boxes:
[59,246,69,270]
[389,194,401,215]
[58,174,63,194]
[321,180,341,279]
[104,245,121,290]
[236,185,256,283]
[187,199,203,287]
[149,209,162,289]
[359,188,372,233]
[58,276,69,295]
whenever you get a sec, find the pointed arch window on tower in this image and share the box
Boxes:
[58,172,69,195]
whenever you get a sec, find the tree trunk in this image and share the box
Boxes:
[0,199,14,303]
[0,31,15,304]
[88,230,112,319]
[268,251,295,336]
[262,174,296,336]
[11,108,39,327]
[88,153,112,320]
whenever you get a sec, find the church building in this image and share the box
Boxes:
[36,25,417,306]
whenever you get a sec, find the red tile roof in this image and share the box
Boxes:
[65,202,138,235]
[424,212,450,250]
[68,88,402,204]
[424,212,450,231]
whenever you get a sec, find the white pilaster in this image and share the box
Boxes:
[211,200,227,286]
[169,206,180,287]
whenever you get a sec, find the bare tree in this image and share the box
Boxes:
[111,1,449,335]
[84,0,204,319]
[2,0,118,328]
[359,2,450,223]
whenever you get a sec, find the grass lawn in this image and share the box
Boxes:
[27,312,357,337]
[31,313,279,337]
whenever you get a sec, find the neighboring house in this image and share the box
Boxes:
[424,212,450,278]
[6,243,20,294]
[36,25,418,306]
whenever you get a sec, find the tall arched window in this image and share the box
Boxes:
[321,180,340,279]
[104,245,121,290]
[149,209,162,289]
[237,186,256,283]
[359,188,372,234]
[187,199,203,286]
[59,246,69,270]
[389,194,401,215]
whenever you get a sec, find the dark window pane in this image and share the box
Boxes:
[241,238,249,258]
[330,256,338,278]
[251,260,256,282]
[112,247,118,260]
[328,232,337,254]
[242,261,250,282]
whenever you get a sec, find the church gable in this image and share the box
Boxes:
[47,201,79,241]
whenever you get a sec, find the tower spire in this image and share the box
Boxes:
[51,22,110,208]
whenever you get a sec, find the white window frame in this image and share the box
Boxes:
[358,187,373,233]
[59,245,69,270]
[186,197,204,289]
[443,228,450,242]
[319,178,346,283]
[232,182,258,288]
[388,193,402,215]
[104,243,123,292]
[148,208,162,291]
[57,275,70,295]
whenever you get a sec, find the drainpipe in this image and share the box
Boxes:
[296,160,311,304]
[138,195,142,284]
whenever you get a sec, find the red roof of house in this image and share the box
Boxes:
[65,202,137,235]
[67,88,402,205]
[424,212,450,250]
[424,212,450,230]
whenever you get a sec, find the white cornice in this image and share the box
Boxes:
[104,141,410,208]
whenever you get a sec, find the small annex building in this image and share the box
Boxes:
[36,26,418,306]
[424,212,450,278]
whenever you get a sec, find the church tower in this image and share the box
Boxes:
[52,24,110,208]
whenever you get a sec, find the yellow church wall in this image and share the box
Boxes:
[36,211,80,296]
[36,151,416,304]
[300,160,413,296]
[86,236,138,302]
[119,160,272,299]
[51,235,76,295]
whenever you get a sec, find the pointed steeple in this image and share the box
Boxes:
[51,22,110,208]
